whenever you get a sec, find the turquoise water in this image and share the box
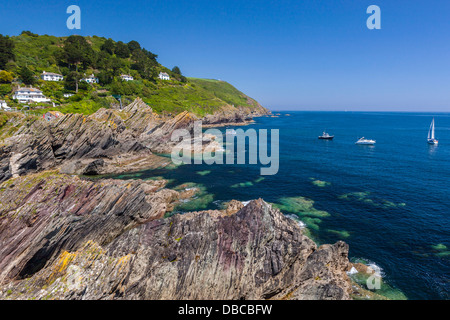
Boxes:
[115,112,450,300]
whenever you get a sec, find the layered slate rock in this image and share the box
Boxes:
[0,172,178,285]
[0,98,270,182]
[0,101,158,181]
[0,183,352,300]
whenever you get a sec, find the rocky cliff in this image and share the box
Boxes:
[0,172,352,300]
[0,98,266,182]
[0,100,359,301]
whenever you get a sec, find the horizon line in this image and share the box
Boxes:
[268,109,450,113]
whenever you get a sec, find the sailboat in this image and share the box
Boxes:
[427,118,438,145]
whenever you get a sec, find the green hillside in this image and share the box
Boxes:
[0,32,264,117]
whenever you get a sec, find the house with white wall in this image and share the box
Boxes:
[120,74,134,81]
[0,100,11,111]
[40,71,64,81]
[82,74,99,84]
[158,72,170,80]
[13,87,51,104]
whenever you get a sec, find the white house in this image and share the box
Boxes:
[0,100,11,111]
[63,93,74,98]
[82,74,99,84]
[158,72,170,80]
[13,87,51,104]
[120,74,134,81]
[41,71,64,81]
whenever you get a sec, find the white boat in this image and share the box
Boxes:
[427,118,438,145]
[318,131,334,140]
[355,137,376,145]
[226,129,237,135]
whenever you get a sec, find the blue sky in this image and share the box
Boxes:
[1,0,449,111]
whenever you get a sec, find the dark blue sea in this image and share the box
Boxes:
[115,112,450,300]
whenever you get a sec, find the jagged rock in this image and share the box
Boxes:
[224,199,245,215]
[81,159,105,175]
[0,172,178,285]
[0,183,352,300]
[0,98,269,181]
[202,103,270,126]
[0,100,354,301]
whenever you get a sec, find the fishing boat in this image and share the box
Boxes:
[318,131,334,140]
[355,137,376,145]
[427,118,438,145]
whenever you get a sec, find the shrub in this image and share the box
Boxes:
[0,84,12,96]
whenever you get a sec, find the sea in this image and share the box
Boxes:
[113,111,450,300]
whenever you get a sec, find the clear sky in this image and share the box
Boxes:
[1,0,449,111]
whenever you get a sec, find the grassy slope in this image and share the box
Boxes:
[188,78,259,108]
[142,78,261,117]
[4,34,265,117]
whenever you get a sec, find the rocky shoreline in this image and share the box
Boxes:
[0,99,376,300]
[0,172,354,300]
[0,98,270,181]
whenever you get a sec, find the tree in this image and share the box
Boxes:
[101,38,115,55]
[142,48,158,61]
[172,66,181,75]
[110,57,123,75]
[19,66,35,85]
[0,34,15,69]
[63,36,94,92]
[63,35,94,71]
[21,30,38,37]
[0,84,12,96]
[64,71,83,93]
[115,41,130,59]
[127,40,141,53]
[97,70,114,85]
[0,70,14,83]
[131,49,157,80]
[94,51,111,70]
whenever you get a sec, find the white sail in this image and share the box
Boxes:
[428,118,435,140]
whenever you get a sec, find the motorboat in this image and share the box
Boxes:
[318,131,334,140]
[355,137,376,145]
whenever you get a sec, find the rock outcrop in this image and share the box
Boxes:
[0,172,178,285]
[0,99,355,301]
[0,98,269,182]
[0,173,352,300]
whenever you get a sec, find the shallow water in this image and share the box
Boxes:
[114,111,450,300]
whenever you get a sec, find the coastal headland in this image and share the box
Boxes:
[0,33,380,300]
